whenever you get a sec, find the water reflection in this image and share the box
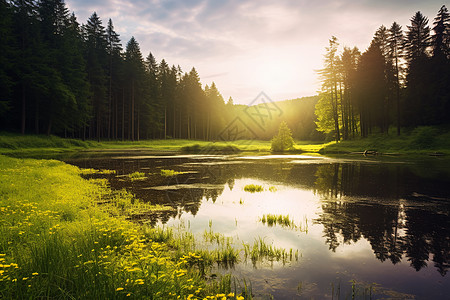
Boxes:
[66,155,450,279]
[313,163,450,276]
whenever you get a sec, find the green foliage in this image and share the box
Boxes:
[243,184,264,193]
[271,121,294,152]
[0,155,252,299]
[242,238,299,265]
[160,169,185,177]
[180,143,240,153]
[127,171,146,181]
[409,126,439,149]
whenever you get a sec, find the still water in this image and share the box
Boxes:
[66,153,450,299]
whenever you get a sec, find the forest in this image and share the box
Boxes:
[0,1,449,142]
[316,5,450,140]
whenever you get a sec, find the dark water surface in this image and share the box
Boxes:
[64,153,450,299]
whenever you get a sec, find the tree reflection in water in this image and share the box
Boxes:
[68,155,450,276]
[313,163,450,276]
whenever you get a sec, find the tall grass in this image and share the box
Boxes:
[260,214,308,232]
[127,171,147,181]
[243,184,264,193]
[0,155,248,299]
[242,238,299,266]
[160,169,186,177]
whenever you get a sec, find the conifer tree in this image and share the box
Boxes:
[389,22,404,134]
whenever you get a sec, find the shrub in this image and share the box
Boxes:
[271,121,294,152]
[409,126,438,149]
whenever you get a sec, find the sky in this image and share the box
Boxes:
[65,0,445,104]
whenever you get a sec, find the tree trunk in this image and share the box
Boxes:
[21,85,26,134]
[35,98,39,134]
[122,88,125,141]
[131,80,135,141]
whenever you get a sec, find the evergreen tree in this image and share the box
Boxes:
[271,121,294,152]
[404,11,432,125]
[145,52,161,138]
[431,5,450,123]
[0,0,13,121]
[354,40,387,136]
[317,36,341,141]
[83,12,108,140]
[106,18,122,139]
[340,46,360,138]
[389,22,405,134]
[431,5,450,58]
[124,37,145,141]
[10,0,40,134]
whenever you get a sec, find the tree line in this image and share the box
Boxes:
[0,0,231,141]
[316,6,450,140]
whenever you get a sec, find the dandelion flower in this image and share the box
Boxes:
[116,287,124,291]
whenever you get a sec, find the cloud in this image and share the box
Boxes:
[65,0,446,103]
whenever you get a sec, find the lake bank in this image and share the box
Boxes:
[2,148,450,298]
[0,154,249,299]
[2,127,450,158]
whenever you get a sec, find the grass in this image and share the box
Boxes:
[320,126,450,155]
[127,171,147,181]
[243,238,299,266]
[243,184,264,193]
[3,126,450,158]
[160,169,186,177]
[0,155,249,299]
[181,143,241,154]
[261,214,294,227]
[260,215,308,232]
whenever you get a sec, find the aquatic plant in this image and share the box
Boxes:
[243,238,299,265]
[260,214,308,232]
[261,214,294,227]
[127,171,146,181]
[160,169,186,177]
[243,184,264,193]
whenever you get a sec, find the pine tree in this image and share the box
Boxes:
[340,46,360,138]
[271,121,294,152]
[431,5,450,58]
[317,36,341,141]
[354,40,387,136]
[106,18,122,139]
[431,5,450,123]
[389,22,404,135]
[145,52,161,138]
[11,0,39,134]
[404,11,432,125]
[83,12,108,140]
[124,37,145,141]
[0,0,13,121]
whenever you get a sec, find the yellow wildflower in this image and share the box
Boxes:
[116,287,124,291]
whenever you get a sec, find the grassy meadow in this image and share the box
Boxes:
[3,126,450,158]
[0,154,250,299]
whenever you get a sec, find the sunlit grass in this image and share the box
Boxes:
[261,214,294,227]
[0,155,249,299]
[160,169,186,177]
[127,171,147,181]
[243,238,299,266]
[260,214,309,232]
[243,184,264,193]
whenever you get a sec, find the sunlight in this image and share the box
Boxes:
[254,56,298,92]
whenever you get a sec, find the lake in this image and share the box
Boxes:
[65,152,450,299]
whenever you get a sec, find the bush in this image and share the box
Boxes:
[409,126,439,149]
[271,121,294,152]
